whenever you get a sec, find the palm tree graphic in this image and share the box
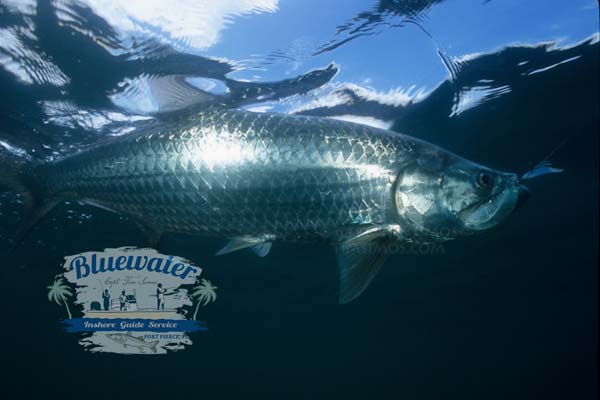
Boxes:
[191,279,217,320]
[47,277,73,319]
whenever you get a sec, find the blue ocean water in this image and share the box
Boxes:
[0,1,598,398]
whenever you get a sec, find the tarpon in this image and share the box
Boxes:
[106,332,159,353]
[0,109,528,303]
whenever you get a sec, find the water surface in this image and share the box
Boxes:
[0,1,598,399]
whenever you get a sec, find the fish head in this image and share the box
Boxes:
[394,147,527,240]
[442,160,525,233]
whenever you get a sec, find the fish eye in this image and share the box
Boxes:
[476,171,494,188]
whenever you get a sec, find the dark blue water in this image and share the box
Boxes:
[0,1,598,399]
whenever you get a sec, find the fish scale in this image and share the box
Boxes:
[36,108,413,241]
[1,105,525,303]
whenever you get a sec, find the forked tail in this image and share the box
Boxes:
[0,140,58,250]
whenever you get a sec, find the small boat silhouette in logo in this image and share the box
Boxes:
[106,332,159,353]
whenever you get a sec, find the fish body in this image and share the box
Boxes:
[1,109,525,302]
[106,332,159,353]
[38,109,409,241]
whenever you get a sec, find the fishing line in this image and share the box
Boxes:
[538,133,576,163]
[520,133,580,181]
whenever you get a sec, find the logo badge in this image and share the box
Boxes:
[48,247,217,354]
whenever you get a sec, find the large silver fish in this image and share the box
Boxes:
[1,109,527,303]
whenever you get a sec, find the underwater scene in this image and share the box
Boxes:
[0,0,598,398]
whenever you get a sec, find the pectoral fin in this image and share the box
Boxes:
[216,235,273,257]
[336,226,399,304]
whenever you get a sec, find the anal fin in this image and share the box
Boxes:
[134,220,163,250]
[82,199,164,249]
[251,242,272,257]
[216,235,274,257]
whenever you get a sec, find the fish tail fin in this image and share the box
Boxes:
[150,340,159,353]
[0,140,57,251]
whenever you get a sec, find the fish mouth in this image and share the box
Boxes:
[514,184,531,210]
[460,186,520,231]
